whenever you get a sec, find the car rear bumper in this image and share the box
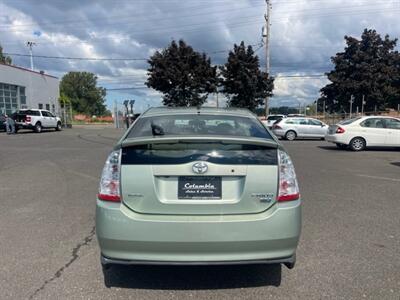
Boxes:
[272,129,285,137]
[325,134,348,144]
[96,199,301,264]
[101,253,296,266]
[15,123,34,129]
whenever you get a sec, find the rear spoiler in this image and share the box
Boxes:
[117,135,279,150]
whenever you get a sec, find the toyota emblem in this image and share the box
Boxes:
[192,162,208,174]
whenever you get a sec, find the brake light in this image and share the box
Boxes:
[277,150,300,202]
[336,126,345,134]
[273,124,282,130]
[98,150,121,202]
[26,116,31,123]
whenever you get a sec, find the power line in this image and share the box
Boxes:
[4,42,263,62]
[3,53,148,61]
[106,87,148,91]
[1,6,398,48]
[1,4,397,35]
[0,3,265,29]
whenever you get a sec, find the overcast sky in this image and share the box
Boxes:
[1,0,399,112]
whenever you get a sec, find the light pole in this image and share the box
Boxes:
[123,100,129,129]
[349,95,354,118]
[361,95,365,116]
[26,41,36,70]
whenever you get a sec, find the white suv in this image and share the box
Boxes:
[15,109,62,133]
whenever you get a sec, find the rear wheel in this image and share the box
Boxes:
[349,137,366,151]
[34,122,42,133]
[285,130,296,141]
[336,143,347,150]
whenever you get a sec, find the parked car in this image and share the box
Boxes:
[325,116,400,151]
[97,107,301,271]
[14,109,62,133]
[262,114,286,128]
[272,117,329,140]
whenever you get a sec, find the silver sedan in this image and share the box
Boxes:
[272,117,329,140]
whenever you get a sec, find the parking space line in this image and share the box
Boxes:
[356,174,400,182]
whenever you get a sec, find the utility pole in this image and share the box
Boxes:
[263,0,272,117]
[361,95,365,116]
[349,95,354,118]
[26,41,36,70]
[114,100,118,129]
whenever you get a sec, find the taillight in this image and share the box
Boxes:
[26,116,31,123]
[336,126,345,134]
[277,150,300,202]
[273,124,282,130]
[98,150,121,202]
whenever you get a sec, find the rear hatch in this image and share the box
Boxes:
[120,137,279,215]
[15,113,28,123]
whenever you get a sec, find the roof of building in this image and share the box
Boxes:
[142,106,255,117]
[0,63,58,79]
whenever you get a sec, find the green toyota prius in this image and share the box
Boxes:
[96,107,301,270]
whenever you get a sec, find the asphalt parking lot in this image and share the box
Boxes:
[0,126,399,299]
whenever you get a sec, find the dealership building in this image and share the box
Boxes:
[0,63,60,116]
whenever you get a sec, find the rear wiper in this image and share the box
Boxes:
[151,123,165,136]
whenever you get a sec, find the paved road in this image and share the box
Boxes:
[0,127,399,299]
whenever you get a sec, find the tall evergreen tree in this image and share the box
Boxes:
[320,29,400,113]
[219,41,274,111]
[146,40,217,107]
[0,44,12,65]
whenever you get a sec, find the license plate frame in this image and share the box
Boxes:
[178,176,222,199]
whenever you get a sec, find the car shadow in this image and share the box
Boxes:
[318,145,400,152]
[391,162,400,167]
[14,129,57,134]
[103,264,282,290]
[318,145,344,151]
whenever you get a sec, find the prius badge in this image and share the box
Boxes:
[192,162,208,174]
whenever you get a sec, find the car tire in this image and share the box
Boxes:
[285,130,297,141]
[349,137,366,151]
[34,122,42,133]
[336,143,347,150]
[55,122,62,131]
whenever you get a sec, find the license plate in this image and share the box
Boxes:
[178,176,222,199]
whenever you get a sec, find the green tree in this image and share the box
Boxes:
[146,40,217,107]
[320,29,400,113]
[60,72,107,116]
[0,44,12,65]
[219,41,274,111]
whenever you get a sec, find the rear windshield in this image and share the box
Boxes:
[338,117,362,125]
[18,110,40,116]
[267,115,283,121]
[127,114,272,139]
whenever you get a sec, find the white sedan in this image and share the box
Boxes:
[325,116,400,151]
